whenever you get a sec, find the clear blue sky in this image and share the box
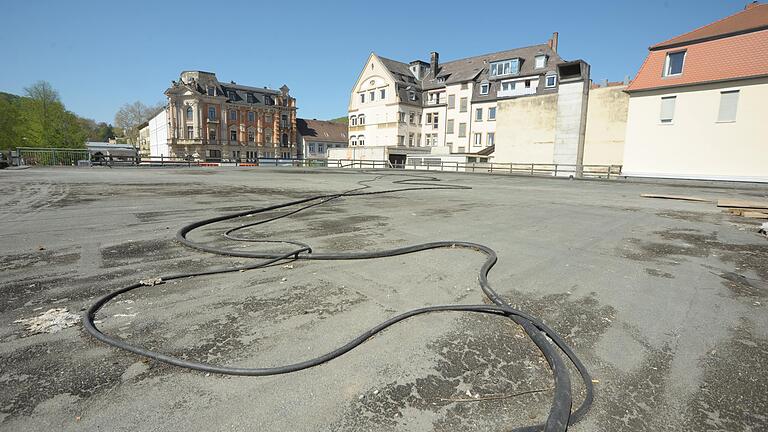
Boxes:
[0,0,751,123]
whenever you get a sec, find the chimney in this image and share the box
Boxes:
[746,1,759,9]
[430,52,439,77]
[549,32,559,52]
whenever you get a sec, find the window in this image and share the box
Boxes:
[426,113,432,124]
[358,114,365,125]
[350,115,357,126]
[525,80,531,88]
[480,82,489,95]
[230,129,238,141]
[309,143,315,153]
[660,96,676,124]
[448,94,455,109]
[717,90,739,122]
[446,119,454,134]
[281,114,288,128]
[282,133,289,146]
[265,113,273,124]
[369,91,375,101]
[408,133,414,146]
[350,136,356,146]
[501,81,516,92]
[458,123,467,138]
[380,89,386,99]
[535,55,547,69]
[459,97,468,112]
[208,149,221,160]
[398,135,404,146]
[461,83,468,90]
[432,113,439,129]
[248,129,255,142]
[208,128,216,141]
[248,111,255,122]
[409,91,416,101]
[228,90,237,100]
[247,94,255,103]
[229,110,237,121]
[409,112,415,124]
[488,107,496,120]
[474,133,482,146]
[186,106,193,121]
[232,150,240,159]
[318,143,324,153]
[545,75,557,88]
[358,135,365,146]
[207,86,215,96]
[475,108,483,122]
[398,112,406,123]
[490,59,520,77]
[360,93,365,103]
[664,51,686,76]
[208,106,216,120]
[186,126,194,139]
[487,132,495,147]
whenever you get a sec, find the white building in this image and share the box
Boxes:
[344,33,565,165]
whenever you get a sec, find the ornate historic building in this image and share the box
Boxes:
[160,71,297,160]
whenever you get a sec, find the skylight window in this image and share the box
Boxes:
[664,51,686,77]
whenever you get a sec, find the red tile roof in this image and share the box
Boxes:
[651,3,768,50]
[627,6,768,92]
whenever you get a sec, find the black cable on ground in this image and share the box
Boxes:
[83,172,594,432]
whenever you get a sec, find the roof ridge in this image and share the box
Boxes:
[651,3,768,49]
[440,43,551,66]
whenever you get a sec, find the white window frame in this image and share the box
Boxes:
[380,89,386,99]
[480,83,489,95]
[490,59,520,77]
[545,74,557,88]
[487,132,495,147]
[473,132,482,146]
[475,108,483,122]
[535,55,547,69]
[358,114,365,125]
[350,115,357,126]
[358,135,365,146]
[488,107,496,121]
[663,51,686,77]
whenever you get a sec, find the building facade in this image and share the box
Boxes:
[296,119,348,159]
[623,2,768,182]
[346,34,565,164]
[154,71,297,161]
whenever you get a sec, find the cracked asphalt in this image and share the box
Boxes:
[0,167,766,431]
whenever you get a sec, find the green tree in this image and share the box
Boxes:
[0,95,21,150]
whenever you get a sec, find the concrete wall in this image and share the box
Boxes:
[148,110,169,157]
[623,77,768,182]
[583,85,628,165]
[553,80,588,168]
[328,146,387,161]
[493,93,558,163]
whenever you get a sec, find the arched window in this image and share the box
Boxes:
[186,106,193,121]
[350,135,357,146]
[229,127,238,142]
[281,133,289,146]
[358,135,365,146]
[358,114,365,125]
[350,115,357,126]
[247,128,255,142]
[264,128,273,144]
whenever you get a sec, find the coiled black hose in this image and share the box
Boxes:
[83,172,593,431]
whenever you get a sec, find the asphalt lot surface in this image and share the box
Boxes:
[1,167,766,431]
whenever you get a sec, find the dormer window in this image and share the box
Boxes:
[227,90,237,100]
[480,81,490,95]
[409,91,416,101]
[664,51,686,77]
[246,93,255,103]
[207,86,215,96]
[535,55,548,69]
[490,59,520,77]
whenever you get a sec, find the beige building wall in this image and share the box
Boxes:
[583,85,628,165]
[348,54,400,147]
[623,77,768,182]
[493,93,558,163]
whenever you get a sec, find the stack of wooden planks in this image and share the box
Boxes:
[639,194,768,219]
[717,199,768,219]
